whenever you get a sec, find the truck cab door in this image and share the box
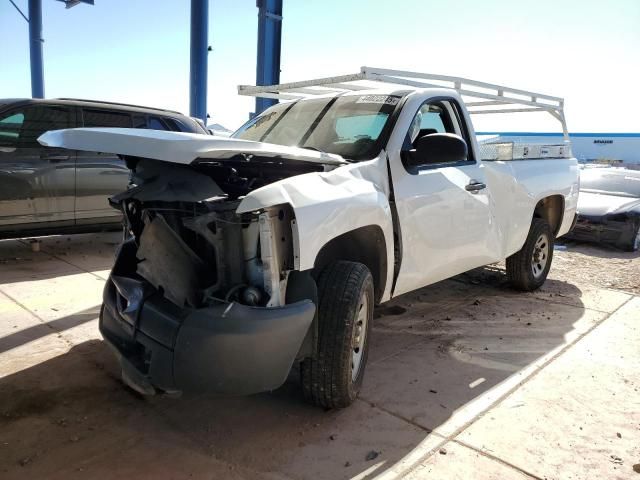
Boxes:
[389,97,501,297]
[0,105,76,232]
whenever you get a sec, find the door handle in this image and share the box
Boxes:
[41,154,70,162]
[465,181,486,193]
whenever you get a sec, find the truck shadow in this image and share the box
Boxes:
[0,232,119,284]
[0,266,594,480]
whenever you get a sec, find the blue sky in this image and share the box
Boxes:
[1,0,639,131]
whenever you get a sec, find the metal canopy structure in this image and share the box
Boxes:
[239,66,569,138]
[8,0,94,98]
[28,0,45,98]
[12,0,282,123]
[56,0,94,8]
[254,0,283,116]
[189,0,209,122]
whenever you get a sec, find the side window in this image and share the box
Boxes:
[406,102,454,147]
[147,116,169,131]
[132,115,147,128]
[447,100,475,161]
[0,111,25,146]
[14,106,72,147]
[82,109,132,128]
[401,99,472,172]
[163,118,191,132]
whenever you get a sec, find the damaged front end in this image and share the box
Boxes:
[101,155,319,395]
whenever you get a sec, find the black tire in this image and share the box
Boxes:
[506,218,554,291]
[625,223,640,252]
[300,261,374,409]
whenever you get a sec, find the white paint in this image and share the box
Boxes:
[41,84,579,305]
[38,128,346,166]
[238,154,396,302]
[469,377,486,389]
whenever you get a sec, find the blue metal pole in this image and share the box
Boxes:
[255,0,282,115]
[189,0,208,123]
[28,0,45,98]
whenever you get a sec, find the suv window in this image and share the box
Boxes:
[0,112,25,146]
[82,109,132,128]
[130,115,194,132]
[148,116,169,131]
[0,106,72,147]
[132,115,147,128]
[163,117,190,132]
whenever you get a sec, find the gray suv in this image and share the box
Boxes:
[0,98,207,239]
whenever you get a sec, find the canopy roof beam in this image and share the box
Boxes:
[239,66,568,139]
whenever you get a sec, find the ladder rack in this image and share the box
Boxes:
[238,66,568,139]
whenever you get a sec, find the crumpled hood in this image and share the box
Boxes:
[38,128,347,166]
[577,191,640,216]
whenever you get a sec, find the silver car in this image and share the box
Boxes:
[0,98,208,239]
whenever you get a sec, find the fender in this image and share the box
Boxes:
[483,158,579,258]
[237,157,396,302]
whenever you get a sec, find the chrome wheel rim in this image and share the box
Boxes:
[351,290,369,382]
[531,233,550,279]
[634,228,640,251]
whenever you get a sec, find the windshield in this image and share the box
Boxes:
[233,94,401,161]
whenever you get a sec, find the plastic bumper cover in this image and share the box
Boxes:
[100,275,315,395]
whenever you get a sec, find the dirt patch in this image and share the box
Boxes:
[0,233,637,480]
[554,241,640,294]
[0,388,59,421]
[457,242,639,296]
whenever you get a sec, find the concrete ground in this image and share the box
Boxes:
[0,233,638,480]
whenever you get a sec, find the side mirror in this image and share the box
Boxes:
[405,133,468,169]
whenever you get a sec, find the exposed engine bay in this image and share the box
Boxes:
[112,154,324,310]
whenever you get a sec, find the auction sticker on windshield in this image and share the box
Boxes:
[355,95,400,105]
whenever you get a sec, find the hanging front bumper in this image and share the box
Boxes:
[100,273,315,396]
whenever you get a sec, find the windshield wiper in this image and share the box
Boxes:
[300,146,324,153]
[299,145,354,163]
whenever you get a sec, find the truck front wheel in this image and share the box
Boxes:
[506,218,554,291]
[301,261,374,408]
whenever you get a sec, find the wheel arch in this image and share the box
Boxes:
[533,195,565,236]
[312,225,388,303]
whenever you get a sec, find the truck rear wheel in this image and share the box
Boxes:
[506,218,554,291]
[301,261,374,408]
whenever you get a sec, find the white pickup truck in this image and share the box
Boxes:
[40,68,579,408]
